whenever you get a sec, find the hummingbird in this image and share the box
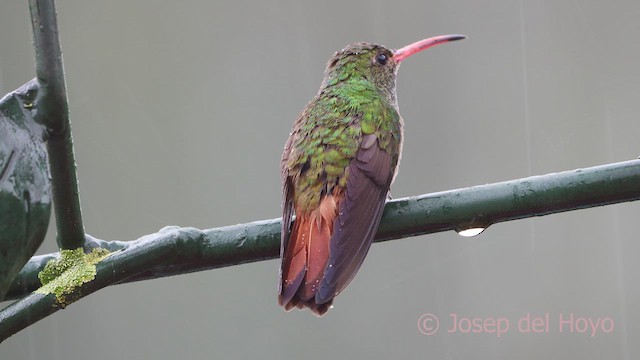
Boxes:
[279,35,466,315]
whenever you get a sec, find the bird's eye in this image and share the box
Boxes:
[375,53,388,65]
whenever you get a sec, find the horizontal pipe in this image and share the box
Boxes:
[5,158,640,302]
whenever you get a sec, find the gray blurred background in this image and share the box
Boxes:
[2,0,640,358]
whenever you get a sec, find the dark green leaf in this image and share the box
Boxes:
[0,79,51,301]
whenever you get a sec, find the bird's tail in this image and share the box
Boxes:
[279,195,338,316]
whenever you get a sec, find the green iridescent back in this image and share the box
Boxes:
[283,43,403,212]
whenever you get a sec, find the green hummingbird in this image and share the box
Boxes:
[279,35,466,315]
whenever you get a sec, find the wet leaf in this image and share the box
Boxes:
[0,79,51,301]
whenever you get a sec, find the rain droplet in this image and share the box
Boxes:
[456,227,485,237]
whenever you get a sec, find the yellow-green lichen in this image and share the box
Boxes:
[36,247,111,307]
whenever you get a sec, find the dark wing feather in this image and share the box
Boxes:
[278,176,297,300]
[278,134,296,297]
[316,134,393,304]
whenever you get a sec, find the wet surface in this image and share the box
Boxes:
[0,79,51,301]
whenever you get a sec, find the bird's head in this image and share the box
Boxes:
[320,35,466,102]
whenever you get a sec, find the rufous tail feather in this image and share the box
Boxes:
[279,195,339,315]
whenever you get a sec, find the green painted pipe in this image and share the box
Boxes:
[5,159,640,305]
